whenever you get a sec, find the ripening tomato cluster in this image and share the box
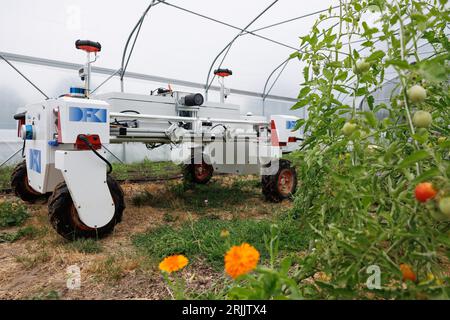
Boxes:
[400,183,450,284]
[414,182,450,218]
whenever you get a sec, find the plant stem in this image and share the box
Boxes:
[393,0,421,175]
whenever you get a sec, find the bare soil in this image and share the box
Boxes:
[0,176,287,300]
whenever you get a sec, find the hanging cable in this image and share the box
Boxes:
[160,1,298,52]
[91,68,122,94]
[78,135,113,174]
[0,54,49,99]
[21,139,26,158]
[118,0,343,97]
[251,5,340,33]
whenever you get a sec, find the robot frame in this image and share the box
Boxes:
[11,40,302,240]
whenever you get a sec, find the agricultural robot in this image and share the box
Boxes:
[11,40,301,240]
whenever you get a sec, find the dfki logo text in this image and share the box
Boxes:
[286,120,297,130]
[69,107,107,123]
[29,149,41,173]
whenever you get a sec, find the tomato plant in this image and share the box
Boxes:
[289,0,450,299]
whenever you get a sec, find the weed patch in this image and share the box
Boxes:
[132,178,260,213]
[66,239,103,254]
[0,166,13,191]
[133,215,311,269]
[16,250,51,269]
[88,255,141,283]
[30,290,60,300]
[112,160,180,181]
[0,226,41,243]
[0,201,29,228]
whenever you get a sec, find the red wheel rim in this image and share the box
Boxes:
[23,176,41,196]
[194,163,211,181]
[70,204,94,231]
[277,169,294,197]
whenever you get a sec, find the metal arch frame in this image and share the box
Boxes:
[262,57,291,103]
[204,0,280,100]
[118,0,343,102]
[0,51,297,103]
[1,1,345,106]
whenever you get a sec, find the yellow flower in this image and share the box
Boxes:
[224,243,260,279]
[427,273,444,285]
[159,255,188,273]
[220,229,230,238]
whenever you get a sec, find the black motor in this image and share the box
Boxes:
[180,93,204,107]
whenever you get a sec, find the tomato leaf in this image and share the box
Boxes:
[361,111,377,128]
[412,168,441,184]
[298,87,311,100]
[365,50,386,62]
[292,99,309,110]
[397,150,431,169]
[417,54,449,83]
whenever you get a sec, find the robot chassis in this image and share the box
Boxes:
[11,41,301,240]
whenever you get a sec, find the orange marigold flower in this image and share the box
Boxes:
[400,263,417,282]
[159,255,189,273]
[224,243,260,279]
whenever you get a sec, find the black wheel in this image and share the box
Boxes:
[11,160,47,203]
[262,159,297,203]
[48,176,125,240]
[183,157,214,184]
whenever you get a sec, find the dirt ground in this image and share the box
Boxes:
[0,176,288,300]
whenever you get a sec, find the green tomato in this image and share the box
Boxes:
[353,59,370,74]
[313,64,320,75]
[412,110,432,128]
[407,85,427,103]
[439,197,450,217]
[342,122,357,136]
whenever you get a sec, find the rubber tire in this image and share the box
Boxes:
[262,159,297,203]
[11,160,47,203]
[183,158,214,185]
[48,175,125,240]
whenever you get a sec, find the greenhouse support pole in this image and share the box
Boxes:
[0,148,22,169]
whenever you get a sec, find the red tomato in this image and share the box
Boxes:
[415,182,437,202]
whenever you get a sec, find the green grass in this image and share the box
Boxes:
[66,238,103,254]
[133,214,311,269]
[98,256,124,282]
[89,255,135,283]
[0,166,13,191]
[132,178,261,212]
[0,161,181,188]
[112,160,181,181]
[1,161,181,189]
[15,250,50,269]
[0,226,40,243]
[231,178,261,189]
[30,290,60,300]
[0,201,29,228]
